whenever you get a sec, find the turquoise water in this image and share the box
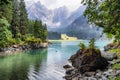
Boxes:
[0,40,111,80]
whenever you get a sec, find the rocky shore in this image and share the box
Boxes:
[63,48,120,80]
[0,42,48,56]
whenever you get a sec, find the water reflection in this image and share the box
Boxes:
[0,41,110,80]
[0,49,48,80]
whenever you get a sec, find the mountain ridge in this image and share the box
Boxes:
[25,0,103,39]
[25,1,85,30]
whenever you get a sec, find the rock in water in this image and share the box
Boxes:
[69,49,109,73]
[63,65,72,69]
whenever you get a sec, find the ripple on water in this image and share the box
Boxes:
[0,41,110,80]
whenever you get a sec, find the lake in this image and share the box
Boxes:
[0,40,111,80]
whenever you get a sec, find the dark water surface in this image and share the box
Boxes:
[0,41,110,80]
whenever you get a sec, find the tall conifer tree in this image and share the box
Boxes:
[11,0,20,38]
[34,20,41,38]
[19,0,28,39]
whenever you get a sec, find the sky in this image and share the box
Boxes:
[26,0,82,12]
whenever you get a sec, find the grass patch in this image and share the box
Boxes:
[109,49,120,53]
[109,48,120,59]
[115,75,120,80]
[109,75,120,80]
[112,63,120,70]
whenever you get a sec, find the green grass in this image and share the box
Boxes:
[109,49,120,53]
[115,75,120,80]
[109,49,120,59]
[112,63,120,70]
[109,75,120,80]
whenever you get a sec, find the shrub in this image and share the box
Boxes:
[112,63,120,70]
[9,38,16,45]
[8,38,22,45]
[25,37,42,44]
[15,38,22,44]
[78,38,99,56]
[79,38,97,50]
[79,42,86,51]
[0,40,8,48]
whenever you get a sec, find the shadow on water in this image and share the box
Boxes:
[0,49,48,80]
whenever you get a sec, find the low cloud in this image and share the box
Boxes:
[26,0,82,12]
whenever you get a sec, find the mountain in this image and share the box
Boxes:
[66,6,86,26]
[53,6,70,23]
[25,1,86,30]
[25,1,103,39]
[26,1,52,21]
[63,16,102,39]
[25,1,71,30]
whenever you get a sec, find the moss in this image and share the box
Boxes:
[109,49,120,53]
[109,75,120,80]
[109,76,114,80]
[109,42,118,47]
[83,49,101,57]
[109,49,120,59]
[112,63,120,70]
[115,75,120,80]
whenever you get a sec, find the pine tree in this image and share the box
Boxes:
[0,0,12,23]
[28,20,35,35]
[42,24,48,41]
[34,20,48,41]
[11,0,20,38]
[19,0,28,40]
[39,20,43,39]
[34,20,41,38]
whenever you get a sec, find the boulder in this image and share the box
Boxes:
[69,49,109,74]
[104,43,120,51]
[63,65,72,69]
[0,48,4,52]
[66,68,74,75]
[41,42,48,48]
[83,72,96,77]
[102,52,117,61]
[13,45,18,48]
[104,44,113,51]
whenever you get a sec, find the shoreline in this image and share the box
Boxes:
[0,42,48,56]
[48,39,84,42]
[63,48,120,80]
